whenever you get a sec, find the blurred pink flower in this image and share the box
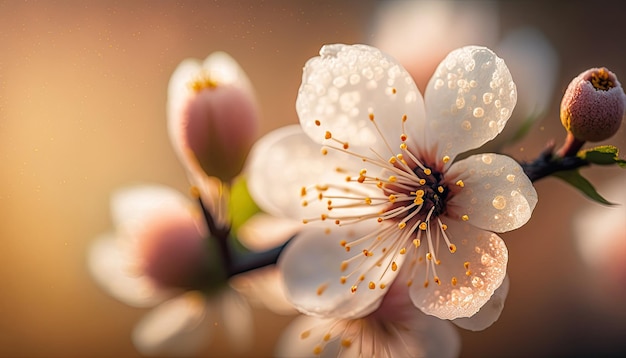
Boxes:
[247,44,537,322]
[88,184,253,356]
[371,2,559,150]
[574,174,626,302]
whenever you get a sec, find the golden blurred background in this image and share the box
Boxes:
[1,1,625,357]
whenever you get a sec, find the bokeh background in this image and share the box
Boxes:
[2,0,626,357]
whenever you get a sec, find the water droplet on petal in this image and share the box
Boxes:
[492,195,506,210]
[473,107,485,118]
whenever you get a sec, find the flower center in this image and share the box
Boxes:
[588,68,615,91]
[301,111,470,295]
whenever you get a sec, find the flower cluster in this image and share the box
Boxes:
[88,52,263,356]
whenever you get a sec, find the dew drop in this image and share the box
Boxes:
[481,253,497,267]
[461,120,472,131]
[506,174,515,182]
[333,76,347,88]
[473,107,485,118]
[500,107,510,119]
[481,154,493,165]
[471,276,484,288]
[456,97,466,109]
[492,195,506,210]
[482,92,494,104]
[349,74,361,85]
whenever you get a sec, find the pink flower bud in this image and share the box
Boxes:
[168,52,260,182]
[560,67,626,142]
[136,213,209,289]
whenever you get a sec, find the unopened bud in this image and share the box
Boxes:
[137,213,211,289]
[168,52,260,182]
[560,67,626,142]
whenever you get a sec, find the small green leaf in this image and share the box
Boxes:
[229,175,261,235]
[578,145,625,166]
[552,170,615,205]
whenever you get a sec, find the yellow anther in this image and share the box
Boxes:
[359,169,367,176]
[451,277,458,286]
[368,281,376,290]
[426,252,433,260]
[324,131,332,139]
[340,276,347,284]
[435,259,441,265]
[313,346,323,355]
[189,186,201,199]
[419,222,428,230]
[340,240,347,247]
[364,197,372,205]
[415,189,425,197]
[379,283,386,289]
[419,179,426,185]
[441,223,448,230]
[414,197,424,205]
[350,285,357,293]
[341,339,352,348]
[423,168,432,175]
[388,156,397,164]
[321,214,327,221]
[402,114,408,122]
[321,148,328,155]
[407,279,413,287]
[341,261,349,271]
[317,284,328,296]
[323,333,331,342]
[400,142,407,150]
[461,214,470,221]
[359,275,365,281]
[334,219,340,225]
[388,175,397,183]
[398,222,406,229]
[302,219,309,224]
[300,330,311,339]
[343,142,349,150]
[314,120,321,126]
[377,217,383,223]
[369,113,375,121]
[449,244,457,253]
[392,262,398,271]
[399,248,407,255]
[443,155,451,163]
[423,280,429,288]
[300,187,307,196]
[437,186,444,193]
[434,276,441,285]
[466,270,472,276]
[413,238,420,247]
[388,194,397,203]
[455,180,465,187]
[400,133,407,141]
[464,261,470,270]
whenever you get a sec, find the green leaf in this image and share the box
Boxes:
[228,175,261,235]
[578,145,626,166]
[552,170,615,205]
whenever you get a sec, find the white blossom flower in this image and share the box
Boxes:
[276,268,461,358]
[88,184,253,356]
[247,44,537,321]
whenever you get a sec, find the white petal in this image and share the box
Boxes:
[87,234,169,307]
[297,44,426,155]
[237,213,301,251]
[167,58,201,157]
[380,310,460,358]
[219,290,254,353]
[230,266,297,315]
[110,184,194,241]
[275,315,339,357]
[279,223,401,319]
[409,222,508,320]
[446,153,537,233]
[132,291,213,357]
[452,275,509,331]
[276,302,460,358]
[245,125,378,221]
[424,46,516,161]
